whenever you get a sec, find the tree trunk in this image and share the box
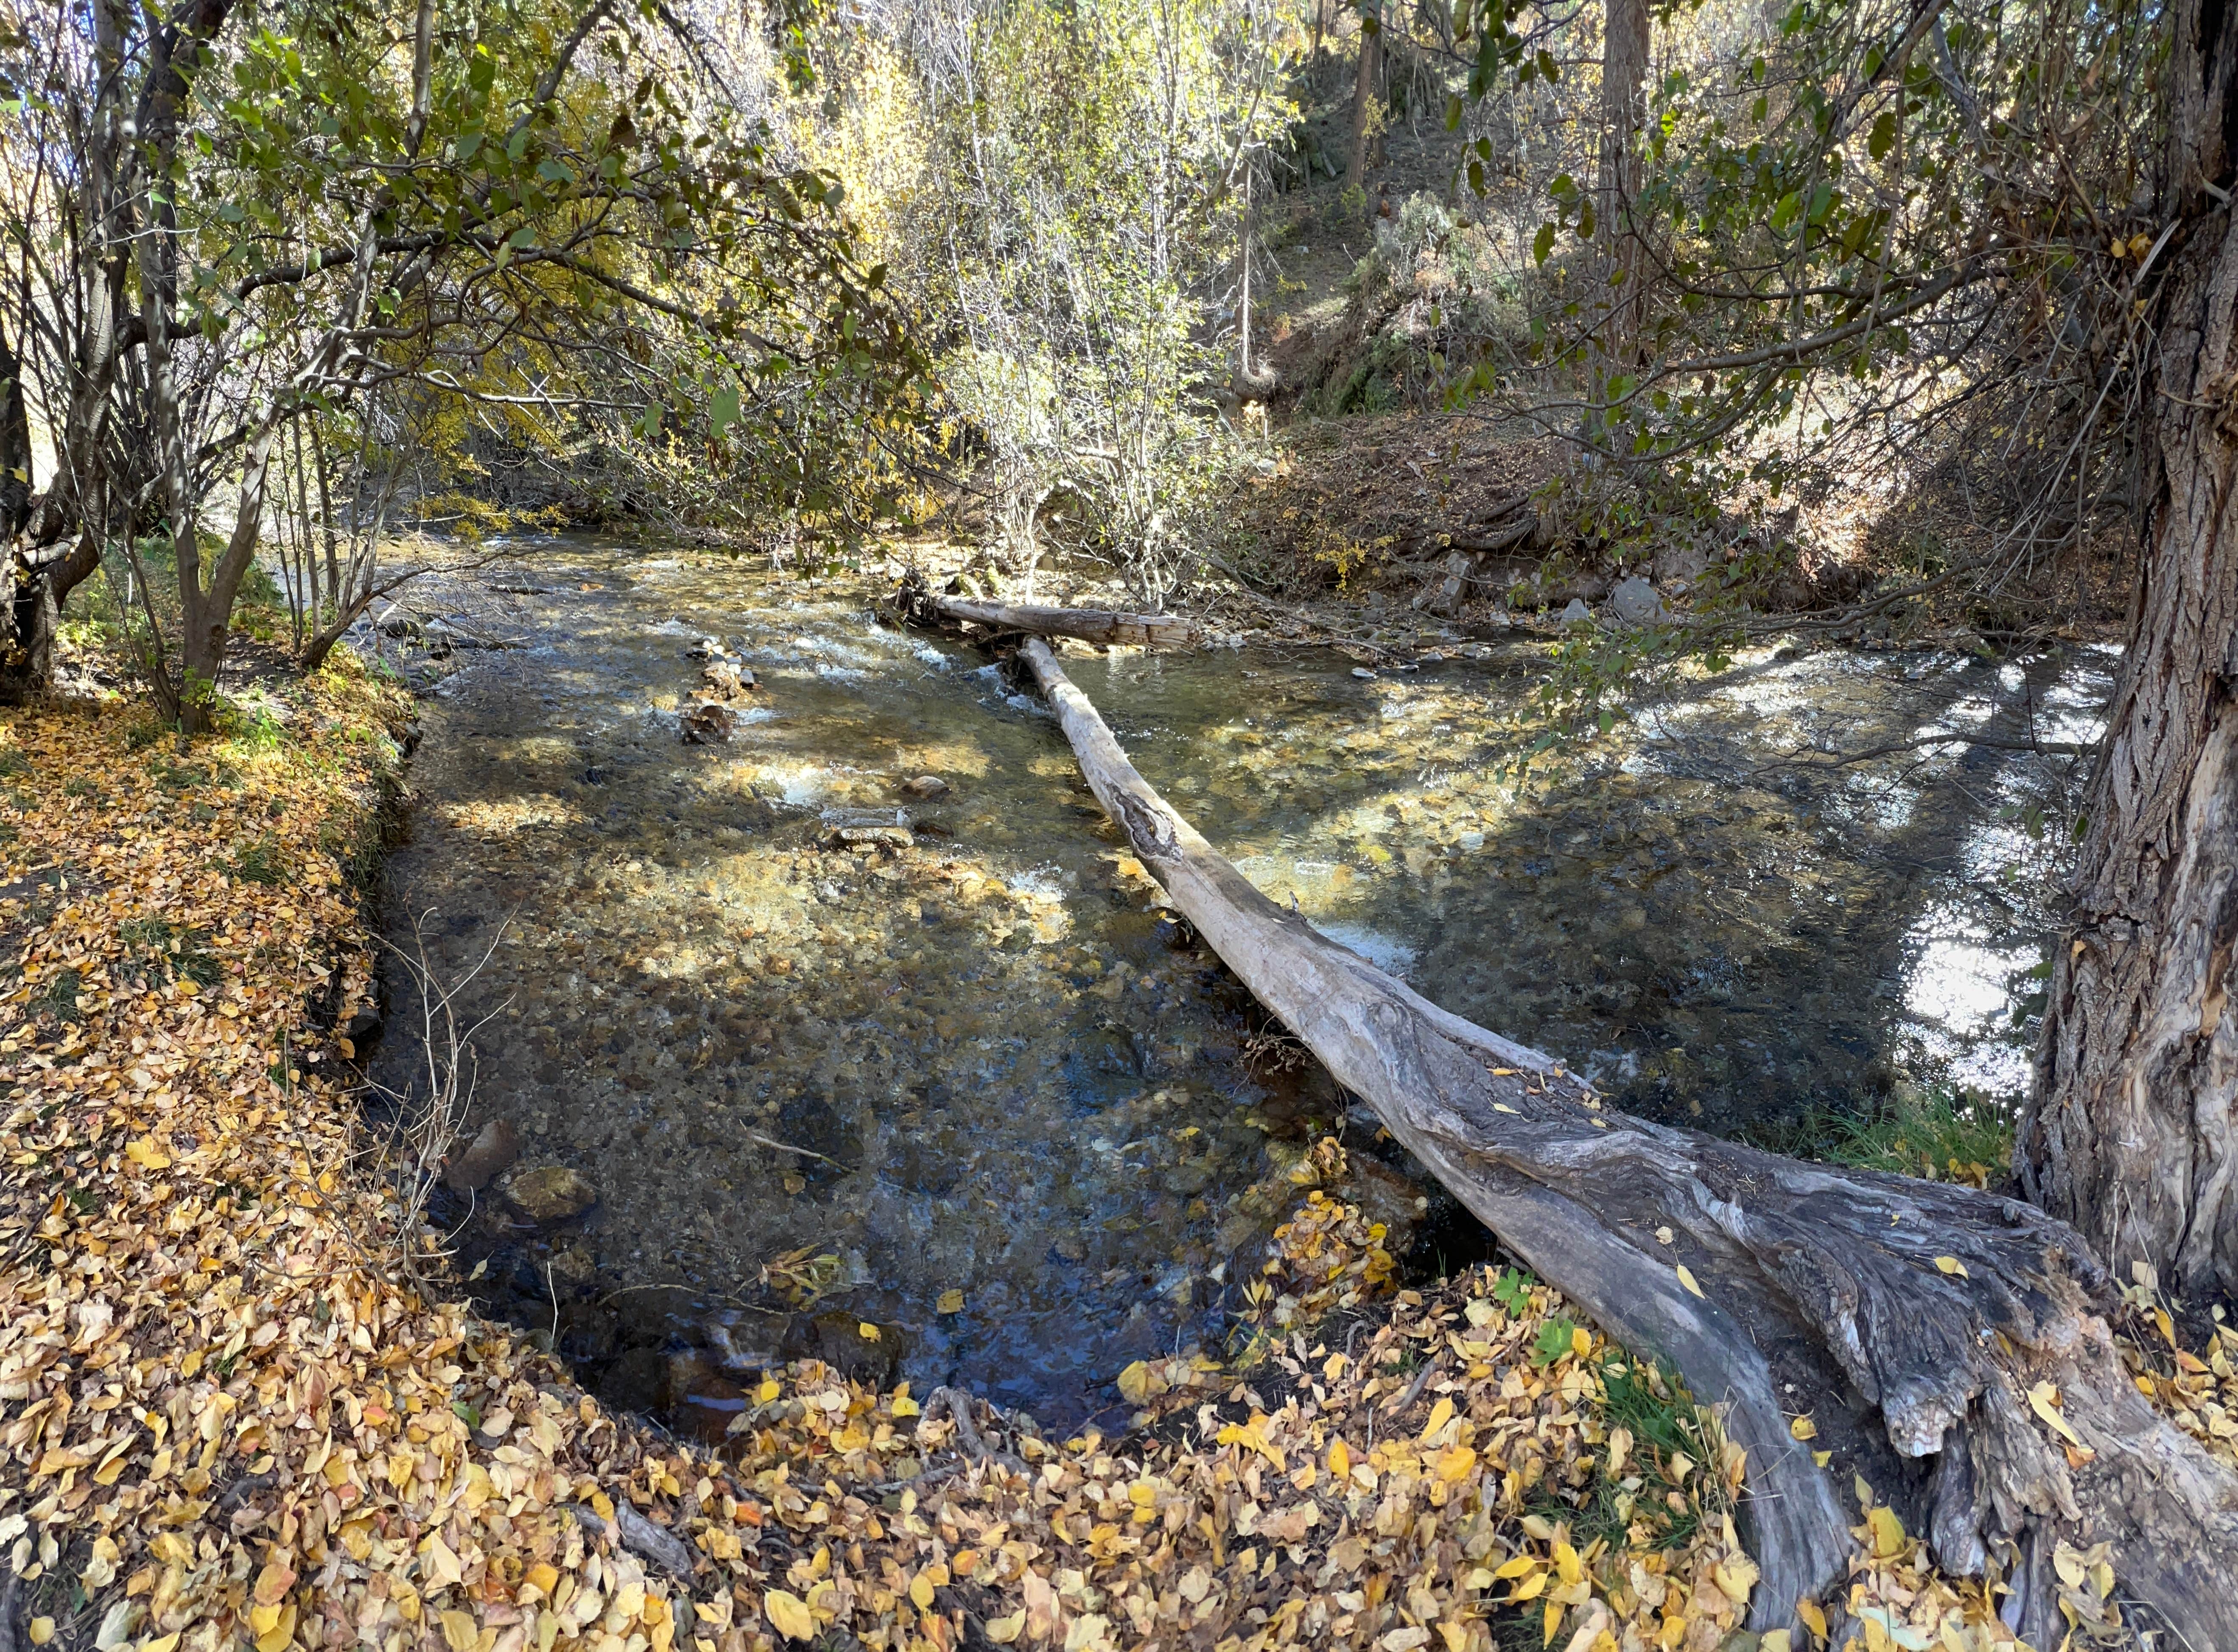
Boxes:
[1346,11,1380,199]
[992,630,2238,1646]
[1599,0,1651,358]
[2020,205,2238,1302]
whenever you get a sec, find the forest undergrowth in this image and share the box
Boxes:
[0,641,2232,1652]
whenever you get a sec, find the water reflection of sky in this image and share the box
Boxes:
[370,540,2114,1424]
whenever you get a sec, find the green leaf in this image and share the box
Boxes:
[1868,110,1897,162]
[1533,222,1555,265]
[709,383,741,442]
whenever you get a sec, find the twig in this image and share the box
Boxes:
[214,1469,280,1517]
[565,1501,699,1579]
[923,1386,1029,1476]
[746,1131,840,1165]
[1386,1355,1441,1416]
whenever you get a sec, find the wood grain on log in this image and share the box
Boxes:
[1012,635,2238,1645]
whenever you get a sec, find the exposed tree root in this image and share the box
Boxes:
[1006,630,2238,1645]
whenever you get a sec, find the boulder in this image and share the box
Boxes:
[1610,576,1668,626]
[1558,598,1595,626]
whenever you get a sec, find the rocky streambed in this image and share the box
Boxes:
[363,538,2110,1433]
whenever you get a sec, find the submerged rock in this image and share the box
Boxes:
[445,1116,520,1193]
[505,1165,598,1223]
[898,774,950,800]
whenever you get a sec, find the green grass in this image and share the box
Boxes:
[1533,1351,1716,1557]
[1814,1082,2017,1186]
[228,834,287,886]
[117,918,224,988]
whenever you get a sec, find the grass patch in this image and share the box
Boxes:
[33,966,84,1022]
[227,834,287,886]
[117,918,223,989]
[1814,1083,2017,1187]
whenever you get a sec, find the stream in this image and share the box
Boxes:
[366,538,2112,1434]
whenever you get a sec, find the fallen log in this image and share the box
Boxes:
[895,571,1194,648]
[1013,634,2238,1645]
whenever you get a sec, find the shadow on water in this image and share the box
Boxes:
[364,537,2110,1433]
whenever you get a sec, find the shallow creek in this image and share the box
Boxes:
[369,540,2110,1431]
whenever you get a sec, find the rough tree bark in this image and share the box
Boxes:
[1346,6,1381,199]
[2020,4,2238,1302]
[1599,0,1651,358]
[978,627,2238,1645]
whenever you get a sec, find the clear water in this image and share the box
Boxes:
[367,538,2109,1428]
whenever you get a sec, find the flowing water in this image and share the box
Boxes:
[368,538,2111,1431]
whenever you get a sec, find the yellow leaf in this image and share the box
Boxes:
[1436,1445,1477,1484]
[338,1036,356,1058]
[858,1322,880,1341]
[252,1561,295,1607]
[937,1290,965,1314]
[1117,1361,1160,1405]
[28,1619,52,1645]
[255,1604,297,1652]
[2028,1380,2083,1445]
[1796,1597,1829,1640]
[1676,1264,1704,1299]
[440,1611,479,1652]
[1419,1396,1455,1441]
[1328,1438,1351,1478]
[142,1638,180,1652]
[2153,1306,2177,1347]
[985,1611,1026,1644]
[422,1536,464,1588]
[757,1380,781,1403]
[909,1574,935,1610]
[765,1590,816,1641]
[1713,1554,1759,1610]
[1812,1450,1831,1468]
[1789,1414,1816,1441]
[2052,1542,2087,1588]
[1933,1256,1968,1278]
[126,1136,171,1170]
[891,1395,920,1419]
[1509,1570,1547,1602]
[1569,1326,1591,1359]
[1552,1542,1582,1586]
[1541,1599,1561,1646]
[1865,1505,1906,1559]
[1493,1555,1537,1580]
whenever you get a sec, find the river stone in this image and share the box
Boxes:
[681,702,737,744]
[1611,576,1668,626]
[899,774,949,800]
[1654,542,1709,584]
[506,1165,598,1223]
[1558,598,1595,626]
[444,1116,520,1193]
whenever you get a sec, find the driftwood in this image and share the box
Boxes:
[1010,634,2238,1645]
[896,571,1193,648]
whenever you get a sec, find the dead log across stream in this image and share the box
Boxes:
[1002,631,2238,1645]
[897,572,1195,648]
